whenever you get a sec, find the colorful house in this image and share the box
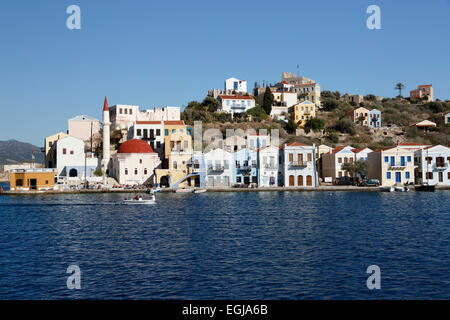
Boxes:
[346,107,370,126]
[410,84,434,102]
[281,142,317,187]
[232,148,258,186]
[293,100,316,126]
[368,109,381,128]
[414,145,450,186]
[367,146,415,186]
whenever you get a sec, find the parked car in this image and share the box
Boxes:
[359,179,380,187]
[334,176,354,186]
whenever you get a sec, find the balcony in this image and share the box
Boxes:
[388,162,407,170]
[264,164,278,169]
[208,166,225,173]
[290,161,308,167]
[433,163,448,170]
[237,165,252,172]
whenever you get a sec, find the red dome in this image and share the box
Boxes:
[117,139,154,154]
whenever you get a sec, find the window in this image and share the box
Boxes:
[150,129,154,136]
[119,108,122,114]
[338,157,342,163]
[407,156,412,162]
[387,172,391,179]
[252,176,257,183]
[289,154,293,162]
[173,161,178,169]
[156,129,161,136]
[405,172,410,179]
[144,168,148,175]
[224,160,229,169]
[125,168,128,175]
[137,129,142,136]
[172,129,176,134]
[156,142,161,148]
[63,148,67,155]
[129,109,132,115]
[139,159,142,164]
[426,172,433,180]
[426,157,432,164]
[70,151,74,155]
[124,109,128,114]
[252,160,257,168]
[235,161,240,168]
[134,168,138,175]
[384,156,389,163]
[237,176,241,183]
[165,129,169,136]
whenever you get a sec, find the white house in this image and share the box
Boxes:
[128,121,164,160]
[204,148,233,187]
[247,133,270,151]
[111,139,161,185]
[352,147,373,162]
[52,136,99,180]
[225,77,247,93]
[68,115,101,142]
[259,146,281,187]
[414,145,450,186]
[282,142,318,187]
[217,95,255,114]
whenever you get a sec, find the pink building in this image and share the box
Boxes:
[68,115,101,142]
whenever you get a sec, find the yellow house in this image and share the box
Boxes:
[293,100,316,126]
[44,132,68,167]
[346,107,370,126]
[10,168,56,191]
[155,152,194,188]
[162,121,192,160]
[367,146,415,186]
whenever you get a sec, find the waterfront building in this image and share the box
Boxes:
[258,146,281,187]
[162,120,191,166]
[247,132,270,151]
[293,100,316,126]
[51,136,99,181]
[368,109,382,128]
[68,115,101,142]
[128,121,164,160]
[410,84,434,102]
[352,147,373,162]
[217,94,255,115]
[110,139,161,186]
[9,168,56,191]
[224,135,247,153]
[316,144,333,181]
[321,146,355,180]
[155,152,205,188]
[414,145,450,186]
[367,146,415,186]
[44,132,69,168]
[232,148,258,186]
[281,142,317,187]
[204,148,233,188]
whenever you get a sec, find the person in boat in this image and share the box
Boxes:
[134,195,139,200]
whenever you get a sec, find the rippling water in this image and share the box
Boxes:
[0,191,449,299]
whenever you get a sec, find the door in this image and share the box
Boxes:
[244,176,250,185]
[298,175,303,186]
[30,179,37,190]
[306,175,312,186]
[439,172,443,183]
[297,154,303,164]
[395,172,401,183]
[289,175,294,186]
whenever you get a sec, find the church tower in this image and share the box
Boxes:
[101,96,110,176]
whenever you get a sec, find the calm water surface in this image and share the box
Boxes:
[0,191,449,299]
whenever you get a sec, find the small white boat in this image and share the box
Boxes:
[193,189,207,194]
[174,188,194,193]
[380,186,394,192]
[123,195,156,204]
[394,186,410,192]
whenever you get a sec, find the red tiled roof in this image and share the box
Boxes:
[103,96,109,111]
[397,142,425,146]
[163,120,185,125]
[218,95,254,100]
[280,142,308,149]
[351,148,366,154]
[136,121,162,125]
[117,139,155,154]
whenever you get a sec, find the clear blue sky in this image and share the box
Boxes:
[0,0,449,145]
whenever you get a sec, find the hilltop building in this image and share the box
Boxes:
[410,84,434,102]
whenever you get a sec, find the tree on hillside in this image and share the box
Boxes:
[285,119,298,134]
[304,118,325,133]
[262,87,274,115]
[395,83,405,97]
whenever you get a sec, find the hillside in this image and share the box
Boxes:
[0,140,44,166]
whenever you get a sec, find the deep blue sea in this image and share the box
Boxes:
[0,190,449,299]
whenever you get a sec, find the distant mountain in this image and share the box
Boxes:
[0,140,44,166]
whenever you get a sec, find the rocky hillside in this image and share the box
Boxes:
[0,140,44,166]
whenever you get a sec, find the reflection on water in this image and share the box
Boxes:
[0,191,449,299]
